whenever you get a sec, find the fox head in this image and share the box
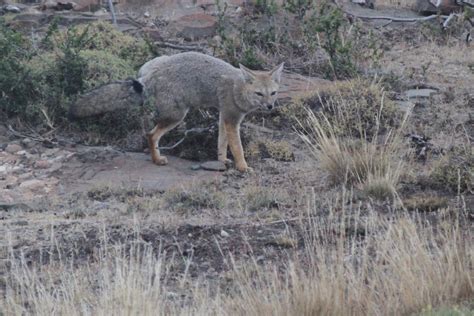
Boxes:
[239,63,284,112]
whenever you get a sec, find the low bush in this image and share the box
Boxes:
[0,19,153,129]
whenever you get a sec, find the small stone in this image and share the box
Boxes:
[220,230,230,237]
[406,89,438,99]
[34,160,50,169]
[13,220,28,226]
[5,144,22,154]
[200,161,226,172]
[144,11,150,18]
[191,164,201,170]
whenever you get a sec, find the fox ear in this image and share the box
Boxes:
[270,62,284,83]
[239,64,256,83]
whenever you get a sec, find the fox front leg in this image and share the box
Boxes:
[217,113,232,166]
[223,120,251,172]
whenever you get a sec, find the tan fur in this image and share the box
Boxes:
[138,52,284,172]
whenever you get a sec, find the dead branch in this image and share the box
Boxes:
[346,13,448,23]
[154,41,206,52]
[159,126,212,150]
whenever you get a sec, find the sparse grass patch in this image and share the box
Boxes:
[163,183,225,213]
[87,185,149,202]
[430,145,473,194]
[404,194,449,212]
[246,139,295,162]
[243,185,280,212]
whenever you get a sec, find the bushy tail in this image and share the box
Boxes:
[68,79,144,119]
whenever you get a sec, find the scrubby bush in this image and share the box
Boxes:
[0,19,36,118]
[50,21,152,69]
[0,19,153,131]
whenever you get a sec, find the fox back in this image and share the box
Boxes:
[138,52,283,118]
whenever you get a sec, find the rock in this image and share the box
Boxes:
[200,161,227,171]
[220,230,230,237]
[405,89,438,99]
[191,164,201,170]
[415,0,461,14]
[352,0,375,8]
[2,4,21,13]
[173,13,217,40]
[5,144,22,154]
[21,138,34,148]
[144,11,150,18]
[34,160,51,169]
[19,179,45,191]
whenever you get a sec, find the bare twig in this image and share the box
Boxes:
[159,126,212,150]
[107,0,117,26]
[154,41,206,52]
[442,13,457,29]
[7,125,44,141]
[346,13,448,23]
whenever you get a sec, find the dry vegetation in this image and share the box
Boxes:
[2,198,472,315]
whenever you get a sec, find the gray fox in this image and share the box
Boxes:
[138,52,283,172]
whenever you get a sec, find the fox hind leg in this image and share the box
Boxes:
[147,119,181,165]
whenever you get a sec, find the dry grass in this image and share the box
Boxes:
[2,197,472,315]
[376,0,414,8]
[298,89,410,199]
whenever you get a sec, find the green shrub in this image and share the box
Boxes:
[304,3,356,79]
[0,19,36,118]
[51,21,152,69]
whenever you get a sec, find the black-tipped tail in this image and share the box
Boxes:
[132,79,144,94]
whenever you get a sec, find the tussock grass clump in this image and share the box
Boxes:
[283,79,402,140]
[299,106,408,199]
[430,145,473,194]
[295,79,408,199]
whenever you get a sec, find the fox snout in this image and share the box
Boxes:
[265,103,274,110]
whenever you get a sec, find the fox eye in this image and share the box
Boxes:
[271,91,277,96]
[255,92,264,97]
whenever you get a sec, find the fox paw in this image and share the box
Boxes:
[152,156,168,165]
[219,158,233,167]
[236,164,253,173]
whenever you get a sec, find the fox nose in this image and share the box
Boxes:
[266,104,273,110]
